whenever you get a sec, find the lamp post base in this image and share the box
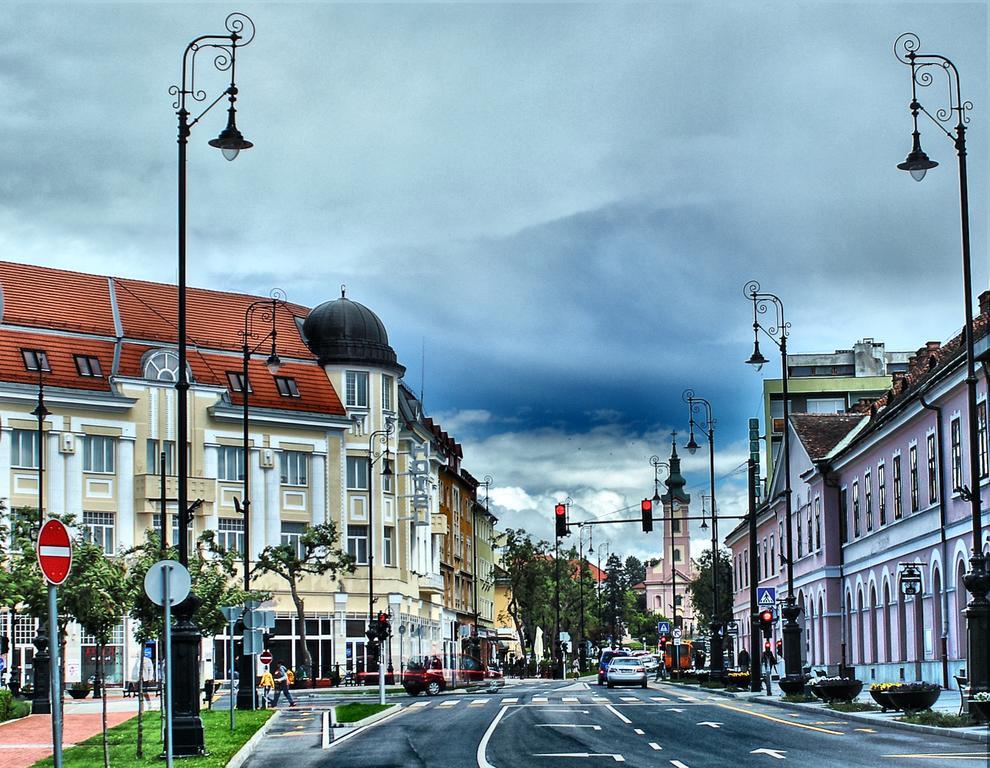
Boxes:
[236,643,256,710]
[709,625,725,681]
[30,632,51,716]
[780,598,805,694]
[963,554,990,710]
[171,594,206,757]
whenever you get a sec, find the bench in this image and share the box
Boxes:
[123,681,161,697]
[954,671,968,716]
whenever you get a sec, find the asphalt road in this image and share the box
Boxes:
[242,679,990,768]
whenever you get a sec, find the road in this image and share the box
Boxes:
[242,679,989,768]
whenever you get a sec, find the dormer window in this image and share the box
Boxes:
[226,372,251,393]
[275,376,300,398]
[143,350,180,382]
[74,355,103,377]
[22,349,50,372]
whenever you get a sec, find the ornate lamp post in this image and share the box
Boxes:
[684,389,725,679]
[744,280,804,693]
[894,33,988,704]
[170,13,255,753]
[577,523,593,671]
[367,420,394,705]
[234,293,283,709]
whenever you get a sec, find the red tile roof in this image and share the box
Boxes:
[790,414,866,461]
[0,261,116,336]
[0,331,114,392]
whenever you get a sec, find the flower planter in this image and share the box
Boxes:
[885,688,940,712]
[778,677,808,695]
[810,680,862,703]
[969,700,990,723]
[869,689,895,711]
[67,688,90,700]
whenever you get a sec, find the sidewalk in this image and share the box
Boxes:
[655,678,990,744]
[0,694,152,768]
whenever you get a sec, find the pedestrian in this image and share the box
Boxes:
[259,666,274,707]
[270,661,296,707]
[737,648,750,672]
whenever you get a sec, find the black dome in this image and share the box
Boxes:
[302,291,404,373]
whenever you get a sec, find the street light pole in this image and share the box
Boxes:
[235,293,283,710]
[744,280,803,692]
[684,389,724,679]
[577,523,592,672]
[171,13,255,753]
[894,33,988,705]
[367,421,394,706]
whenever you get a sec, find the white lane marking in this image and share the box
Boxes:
[670,761,691,768]
[605,704,632,724]
[501,697,519,704]
[533,754,625,762]
[697,721,722,728]
[620,697,638,702]
[750,749,787,759]
[535,724,602,730]
[410,702,429,708]
[541,709,590,713]
[477,705,510,768]
[439,700,458,707]
[633,728,644,735]
[533,696,548,703]
[473,699,490,704]
[649,743,662,751]
[651,697,670,702]
[562,697,579,702]
[666,707,684,713]
[324,705,406,750]
[592,697,609,702]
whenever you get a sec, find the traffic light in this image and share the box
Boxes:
[658,634,667,650]
[0,635,8,654]
[555,503,568,537]
[759,609,773,638]
[775,639,782,656]
[377,611,392,639]
[763,640,771,653]
[640,498,653,533]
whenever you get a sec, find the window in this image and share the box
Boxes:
[806,397,845,414]
[865,470,873,532]
[226,372,251,393]
[878,463,886,526]
[927,432,939,504]
[21,349,50,372]
[280,451,309,486]
[893,455,903,519]
[951,418,962,493]
[839,487,848,543]
[762,538,767,578]
[152,513,182,550]
[281,522,306,559]
[275,377,300,398]
[382,374,394,411]
[83,435,115,473]
[217,518,244,554]
[146,439,176,476]
[671,516,681,534]
[770,534,776,571]
[909,445,919,512]
[852,481,860,538]
[673,547,682,562]
[814,496,821,550]
[770,400,785,434]
[83,511,115,554]
[347,525,369,564]
[383,526,395,566]
[743,550,749,587]
[217,446,244,482]
[778,522,784,569]
[11,429,39,468]
[807,508,813,554]
[979,401,989,479]
[347,456,369,490]
[345,371,369,408]
[797,514,803,558]
[143,349,180,382]
[74,355,103,377]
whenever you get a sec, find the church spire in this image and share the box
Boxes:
[662,430,691,506]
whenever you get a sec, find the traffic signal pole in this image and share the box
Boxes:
[748,459,762,692]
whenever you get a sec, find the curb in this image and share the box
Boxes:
[226,709,282,768]
[655,681,989,744]
[324,703,403,749]
[332,702,401,729]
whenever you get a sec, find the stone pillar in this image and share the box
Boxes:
[170,594,204,756]
[31,631,51,715]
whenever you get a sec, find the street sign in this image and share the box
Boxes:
[559,631,571,644]
[398,624,406,635]
[657,621,671,635]
[221,605,243,623]
[672,628,682,640]
[37,519,72,585]
[244,629,264,655]
[259,650,273,666]
[726,620,739,634]
[144,561,191,607]
[757,587,776,607]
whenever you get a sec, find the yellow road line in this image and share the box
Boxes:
[716,703,844,735]
[882,754,990,761]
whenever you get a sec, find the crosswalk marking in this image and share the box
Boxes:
[469,700,489,707]
[562,697,579,702]
[651,696,670,702]
[501,697,519,704]
[439,700,457,707]
[592,696,609,702]
[620,697,638,702]
[411,702,429,708]
[634,728,644,735]
[534,696,548,703]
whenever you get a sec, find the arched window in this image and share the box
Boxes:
[143,350,180,382]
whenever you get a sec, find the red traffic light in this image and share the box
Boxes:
[763,640,771,652]
[640,498,653,533]
[555,503,568,537]
[555,503,566,517]
[377,611,389,623]
[759,609,773,623]
[659,635,667,646]
[775,639,783,653]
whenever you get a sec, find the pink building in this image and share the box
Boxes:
[726,292,990,689]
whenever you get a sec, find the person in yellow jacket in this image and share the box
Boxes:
[259,666,274,707]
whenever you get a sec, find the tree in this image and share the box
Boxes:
[686,547,733,632]
[624,556,646,588]
[601,553,627,643]
[496,529,554,659]
[251,523,353,681]
[65,539,127,768]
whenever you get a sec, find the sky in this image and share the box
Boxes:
[0,1,986,566]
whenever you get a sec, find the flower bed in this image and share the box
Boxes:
[971,692,990,723]
[810,677,863,703]
[869,682,941,712]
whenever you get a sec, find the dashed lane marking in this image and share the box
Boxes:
[605,704,632,724]
[563,697,579,702]
[649,743,662,751]
[634,728,644,735]
[439,700,458,707]
[679,696,697,702]
[535,724,603,730]
[716,703,844,736]
[470,701,489,707]
[881,753,990,760]
[411,702,429,708]
[670,761,691,768]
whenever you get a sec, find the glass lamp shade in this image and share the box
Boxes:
[208,107,253,162]
[381,457,394,477]
[897,132,938,182]
[700,517,708,531]
[746,339,769,370]
[652,489,662,504]
[685,435,700,455]
[265,352,282,376]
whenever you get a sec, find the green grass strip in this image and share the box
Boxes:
[334,702,393,723]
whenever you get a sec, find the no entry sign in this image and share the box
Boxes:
[37,519,72,585]
[259,650,272,666]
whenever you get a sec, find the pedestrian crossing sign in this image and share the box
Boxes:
[757,587,776,606]
[657,621,671,635]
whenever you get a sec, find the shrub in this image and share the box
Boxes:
[896,710,977,728]
[870,681,940,693]
[827,701,880,713]
[700,680,725,689]
[0,689,30,722]
[782,692,817,703]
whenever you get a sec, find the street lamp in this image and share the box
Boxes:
[554,496,572,679]
[170,14,255,753]
[595,540,610,635]
[894,33,988,705]
[577,523,593,671]
[683,389,725,679]
[744,279,804,692]
[367,419,394,705]
[651,454,681,660]
[233,292,283,710]
[30,369,51,717]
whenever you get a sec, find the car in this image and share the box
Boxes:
[401,655,504,696]
[631,652,658,674]
[597,649,629,685]
[606,656,648,689]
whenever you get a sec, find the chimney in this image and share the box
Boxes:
[926,341,941,351]
[980,290,990,316]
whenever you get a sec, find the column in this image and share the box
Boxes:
[117,437,135,549]
[250,450,266,558]
[264,455,279,550]
[0,426,11,503]
[311,453,326,526]
[202,446,219,534]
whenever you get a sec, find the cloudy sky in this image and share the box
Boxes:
[1,1,986,564]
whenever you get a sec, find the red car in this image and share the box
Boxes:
[402,655,504,696]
